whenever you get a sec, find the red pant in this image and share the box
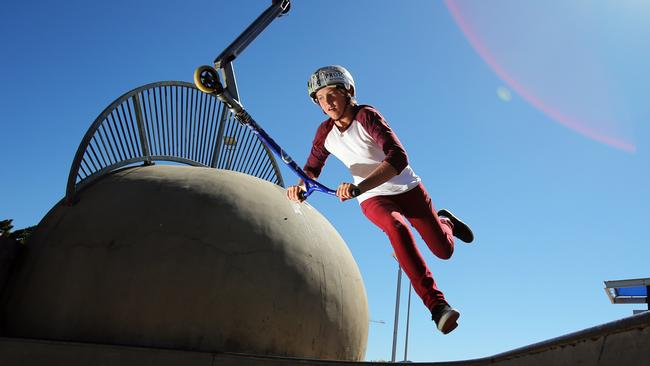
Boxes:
[360,184,454,311]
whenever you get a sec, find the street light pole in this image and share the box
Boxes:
[223,136,237,170]
[391,259,402,362]
[404,283,412,361]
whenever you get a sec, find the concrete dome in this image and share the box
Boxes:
[1,165,368,360]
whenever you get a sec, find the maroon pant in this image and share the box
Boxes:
[360,184,454,311]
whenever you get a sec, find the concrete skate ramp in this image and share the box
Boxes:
[1,166,368,360]
[1,311,649,365]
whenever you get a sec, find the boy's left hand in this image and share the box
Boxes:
[336,182,361,202]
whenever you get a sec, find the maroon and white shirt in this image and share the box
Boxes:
[304,105,421,203]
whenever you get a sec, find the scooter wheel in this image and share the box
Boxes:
[194,65,221,94]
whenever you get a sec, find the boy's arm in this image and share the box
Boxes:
[354,107,408,194]
[358,107,408,174]
[287,121,333,202]
[357,161,398,193]
[338,161,397,201]
[302,120,332,181]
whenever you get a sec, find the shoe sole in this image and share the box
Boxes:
[438,309,460,335]
[438,209,474,243]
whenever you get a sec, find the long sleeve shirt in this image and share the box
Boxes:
[303,105,421,203]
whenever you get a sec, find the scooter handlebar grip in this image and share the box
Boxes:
[298,188,311,201]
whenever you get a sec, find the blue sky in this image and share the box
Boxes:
[1,0,649,362]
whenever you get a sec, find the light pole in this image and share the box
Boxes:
[391,253,413,363]
[404,283,412,362]
[391,259,402,363]
[223,136,237,170]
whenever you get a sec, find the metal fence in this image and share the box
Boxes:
[65,81,284,204]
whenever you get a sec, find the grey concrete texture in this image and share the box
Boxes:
[1,312,649,365]
[0,337,214,366]
[0,165,368,360]
[468,311,650,366]
[0,237,21,296]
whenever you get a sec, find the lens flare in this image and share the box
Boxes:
[497,86,512,102]
[444,0,638,152]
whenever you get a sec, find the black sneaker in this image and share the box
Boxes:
[431,302,460,335]
[438,209,474,243]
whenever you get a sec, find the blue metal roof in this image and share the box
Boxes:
[617,286,648,297]
[604,278,650,307]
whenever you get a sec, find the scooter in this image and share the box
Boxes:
[193,0,358,200]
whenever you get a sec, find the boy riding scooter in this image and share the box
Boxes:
[287,65,475,334]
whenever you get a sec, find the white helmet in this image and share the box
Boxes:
[307,65,355,104]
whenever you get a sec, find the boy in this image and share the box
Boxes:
[286,65,474,334]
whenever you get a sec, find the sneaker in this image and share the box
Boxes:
[438,208,474,243]
[431,302,460,335]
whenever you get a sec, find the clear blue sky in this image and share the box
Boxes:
[1,0,649,362]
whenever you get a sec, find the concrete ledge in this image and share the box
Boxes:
[0,338,214,366]
[438,311,650,366]
[1,312,649,365]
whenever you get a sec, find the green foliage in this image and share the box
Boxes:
[0,219,13,236]
[1,219,35,245]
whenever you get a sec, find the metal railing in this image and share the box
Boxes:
[65,81,284,204]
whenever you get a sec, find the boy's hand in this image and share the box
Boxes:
[336,182,361,202]
[286,185,307,202]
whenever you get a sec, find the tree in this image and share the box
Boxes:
[0,219,35,245]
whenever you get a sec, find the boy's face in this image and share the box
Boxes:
[315,86,349,121]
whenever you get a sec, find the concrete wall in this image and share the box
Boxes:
[0,338,214,366]
[1,312,649,365]
[473,311,650,366]
[1,166,368,360]
[0,236,21,296]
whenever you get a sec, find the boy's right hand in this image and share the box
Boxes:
[286,185,307,202]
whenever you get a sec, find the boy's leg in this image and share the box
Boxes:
[398,184,455,260]
[397,185,464,334]
[438,208,474,243]
[361,195,445,311]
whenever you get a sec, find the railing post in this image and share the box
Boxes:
[132,94,153,165]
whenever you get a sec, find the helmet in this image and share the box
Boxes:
[307,65,355,104]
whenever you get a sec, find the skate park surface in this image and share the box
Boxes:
[1,311,648,365]
[1,166,648,365]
